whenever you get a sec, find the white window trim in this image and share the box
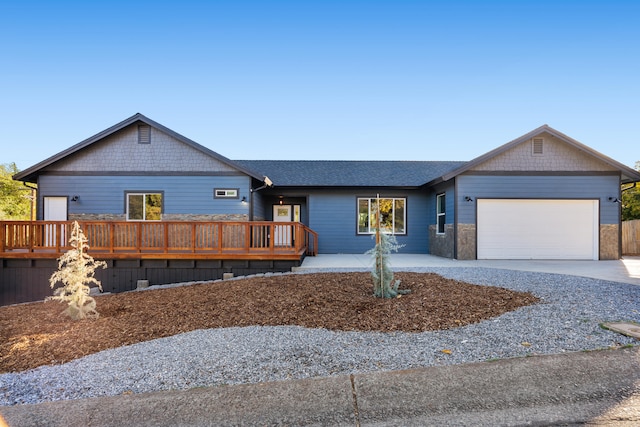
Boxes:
[357,197,406,235]
[436,193,446,235]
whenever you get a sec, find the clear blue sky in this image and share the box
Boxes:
[1,0,638,171]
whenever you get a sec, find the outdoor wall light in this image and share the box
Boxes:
[71,195,79,202]
[241,196,247,204]
[608,197,621,203]
[464,196,473,202]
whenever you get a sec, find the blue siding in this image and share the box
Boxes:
[38,175,252,218]
[429,181,456,227]
[251,192,268,220]
[307,189,430,254]
[456,174,620,224]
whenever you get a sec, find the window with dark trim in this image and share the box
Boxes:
[126,192,163,221]
[357,197,406,235]
[436,193,446,234]
[214,188,239,198]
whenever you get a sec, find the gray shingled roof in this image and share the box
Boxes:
[235,160,467,187]
[15,113,639,187]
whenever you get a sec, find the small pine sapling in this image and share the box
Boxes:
[48,221,107,320]
[365,195,410,298]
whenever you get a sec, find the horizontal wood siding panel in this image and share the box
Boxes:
[430,181,456,224]
[308,189,429,254]
[252,192,267,220]
[38,175,251,217]
[456,175,620,224]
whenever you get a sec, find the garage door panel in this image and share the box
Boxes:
[477,199,598,260]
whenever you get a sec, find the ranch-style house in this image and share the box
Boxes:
[2,113,639,304]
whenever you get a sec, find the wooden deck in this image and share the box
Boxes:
[0,220,318,260]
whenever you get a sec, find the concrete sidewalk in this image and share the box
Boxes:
[2,347,639,426]
[297,254,640,285]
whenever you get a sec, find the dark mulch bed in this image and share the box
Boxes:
[0,272,538,373]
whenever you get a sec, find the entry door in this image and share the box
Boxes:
[273,205,293,246]
[44,197,68,246]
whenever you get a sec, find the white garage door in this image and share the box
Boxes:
[477,199,599,260]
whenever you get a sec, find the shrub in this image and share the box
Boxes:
[48,221,107,320]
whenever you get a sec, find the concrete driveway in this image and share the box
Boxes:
[298,254,640,285]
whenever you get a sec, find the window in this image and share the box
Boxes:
[436,193,446,234]
[358,197,406,234]
[127,192,162,221]
[214,188,239,198]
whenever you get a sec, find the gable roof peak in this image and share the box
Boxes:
[436,124,640,184]
[13,113,264,183]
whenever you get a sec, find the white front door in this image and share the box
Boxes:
[273,205,292,246]
[44,197,68,246]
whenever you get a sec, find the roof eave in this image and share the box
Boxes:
[14,113,148,182]
[269,184,424,190]
[621,171,640,184]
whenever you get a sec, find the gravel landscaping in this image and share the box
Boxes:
[1,267,638,406]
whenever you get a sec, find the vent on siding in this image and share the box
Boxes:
[532,138,544,155]
[138,125,151,144]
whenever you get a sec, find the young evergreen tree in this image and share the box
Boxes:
[48,221,107,320]
[366,195,410,298]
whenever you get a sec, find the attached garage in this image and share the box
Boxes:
[477,199,599,260]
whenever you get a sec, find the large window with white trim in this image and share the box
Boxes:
[126,192,163,221]
[357,197,406,234]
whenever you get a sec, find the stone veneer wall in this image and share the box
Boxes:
[456,224,476,260]
[69,214,249,221]
[69,213,126,221]
[600,224,619,260]
[429,222,618,261]
[162,214,249,222]
[429,224,455,258]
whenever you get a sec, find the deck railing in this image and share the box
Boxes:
[0,221,318,259]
